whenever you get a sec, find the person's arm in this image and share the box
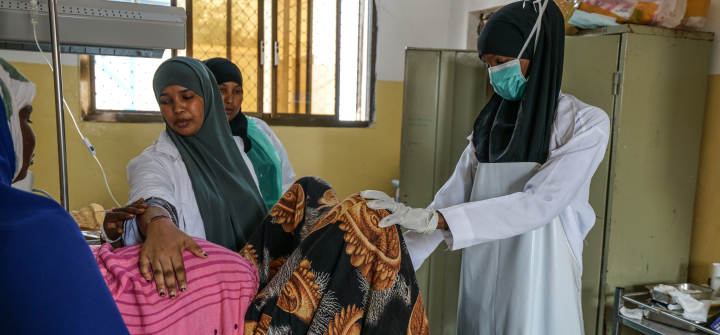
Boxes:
[439,107,610,251]
[126,152,207,299]
[102,198,147,249]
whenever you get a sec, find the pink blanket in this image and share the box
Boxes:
[93,239,258,335]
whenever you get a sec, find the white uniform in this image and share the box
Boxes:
[250,117,296,193]
[404,93,610,271]
[122,130,259,246]
[459,162,584,334]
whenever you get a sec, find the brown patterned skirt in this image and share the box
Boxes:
[241,177,429,335]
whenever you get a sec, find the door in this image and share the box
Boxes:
[561,34,621,335]
[399,48,487,335]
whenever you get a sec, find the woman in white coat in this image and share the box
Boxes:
[363,1,610,334]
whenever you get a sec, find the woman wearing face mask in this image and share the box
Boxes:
[0,57,129,334]
[363,1,610,334]
[203,58,296,211]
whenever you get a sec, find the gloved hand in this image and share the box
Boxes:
[360,190,438,235]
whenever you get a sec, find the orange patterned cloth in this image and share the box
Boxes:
[242,177,429,335]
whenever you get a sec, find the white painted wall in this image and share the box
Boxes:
[379,0,720,76]
[373,0,520,82]
[375,0,461,81]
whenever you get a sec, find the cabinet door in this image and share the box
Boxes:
[400,48,486,335]
[603,33,711,335]
[562,34,621,335]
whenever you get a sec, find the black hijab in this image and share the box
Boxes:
[203,58,251,153]
[473,0,564,164]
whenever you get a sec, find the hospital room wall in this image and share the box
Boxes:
[688,0,720,285]
[268,0,463,198]
[5,58,166,210]
[2,0,460,209]
[4,60,404,207]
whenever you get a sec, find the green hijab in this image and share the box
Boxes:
[152,57,267,251]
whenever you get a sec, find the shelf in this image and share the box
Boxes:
[620,315,706,335]
[613,287,719,335]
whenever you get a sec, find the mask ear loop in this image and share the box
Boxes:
[517,0,549,60]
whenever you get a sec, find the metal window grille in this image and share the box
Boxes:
[83,0,376,127]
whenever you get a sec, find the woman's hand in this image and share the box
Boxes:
[138,218,207,299]
[102,198,147,248]
[360,190,439,235]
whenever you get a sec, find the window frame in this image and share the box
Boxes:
[82,0,377,127]
[80,54,166,123]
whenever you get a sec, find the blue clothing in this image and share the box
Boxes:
[0,99,14,185]
[0,94,129,334]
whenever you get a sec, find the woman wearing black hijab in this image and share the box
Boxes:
[363,0,610,333]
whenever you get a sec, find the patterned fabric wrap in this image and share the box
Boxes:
[241,176,429,335]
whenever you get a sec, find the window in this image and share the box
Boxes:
[81,0,377,126]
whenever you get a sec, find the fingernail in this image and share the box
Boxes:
[146,278,151,283]
[170,291,176,298]
[159,289,165,297]
[180,285,186,292]
[203,252,208,257]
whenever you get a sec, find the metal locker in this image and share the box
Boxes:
[399,48,487,335]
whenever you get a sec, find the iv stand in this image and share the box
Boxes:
[47,0,70,211]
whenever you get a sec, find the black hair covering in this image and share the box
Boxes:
[203,58,251,152]
[473,0,564,164]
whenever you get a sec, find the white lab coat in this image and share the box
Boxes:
[122,130,259,246]
[404,92,610,271]
[250,117,296,193]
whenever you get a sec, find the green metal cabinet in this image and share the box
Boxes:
[399,24,713,335]
[564,25,713,335]
[399,48,487,335]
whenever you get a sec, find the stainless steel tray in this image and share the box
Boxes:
[646,283,714,304]
[640,299,720,332]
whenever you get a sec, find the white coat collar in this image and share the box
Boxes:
[154,130,181,161]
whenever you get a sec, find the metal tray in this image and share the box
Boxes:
[641,299,720,332]
[646,283,714,304]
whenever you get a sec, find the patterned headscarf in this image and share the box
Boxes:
[0,57,36,183]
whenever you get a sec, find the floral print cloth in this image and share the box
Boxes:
[242,177,429,335]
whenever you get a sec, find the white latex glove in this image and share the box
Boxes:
[360,190,438,235]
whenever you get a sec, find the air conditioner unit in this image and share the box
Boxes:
[0,0,186,58]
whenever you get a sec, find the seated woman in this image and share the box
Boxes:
[103,57,428,334]
[0,57,129,334]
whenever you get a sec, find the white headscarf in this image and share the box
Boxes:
[0,57,36,180]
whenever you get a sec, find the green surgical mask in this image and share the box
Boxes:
[488,59,527,101]
[487,0,548,101]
